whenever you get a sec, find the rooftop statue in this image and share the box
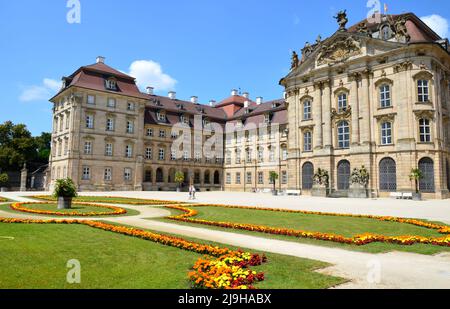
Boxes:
[290,51,299,70]
[334,10,348,31]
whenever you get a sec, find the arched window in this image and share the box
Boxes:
[380,84,391,108]
[194,171,201,184]
[204,170,210,184]
[337,160,351,190]
[337,93,348,112]
[419,157,435,192]
[156,168,164,183]
[168,168,175,183]
[379,158,397,191]
[380,122,392,145]
[214,171,220,185]
[303,100,312,120]
[302,162,314,190]
[419,118,431,142]
[303,131,312,151]
[337,121,350,149]
[144,169,152,183]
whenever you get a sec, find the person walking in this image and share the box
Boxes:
[191,185,196,200]
[188,185,193,200]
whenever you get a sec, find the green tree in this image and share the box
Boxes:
[409,168,423,194]
[175,171,185,190]
[34,132,52,163]
[269,171,279,192]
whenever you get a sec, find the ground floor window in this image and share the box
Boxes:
[258,172,264,184]
[226,173,231,184]
[281,171,287,184]
[419,157,435,192]
[302,162,314,190]
[144,170,152,182]
[379,157,397,192]
[156,168,164,183]
[337,160,350,190]
[246,172,252,184]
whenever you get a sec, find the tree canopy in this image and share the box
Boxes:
[0,121,51,171]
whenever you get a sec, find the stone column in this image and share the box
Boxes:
[322,80,332,148]
[350,73,360,145]
[313,82,323,149]
[20,163,27,192]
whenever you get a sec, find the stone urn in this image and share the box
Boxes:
[348,183,368,198]
[57,197,72,209]
[272,189,278,196]
[312,184,330,197]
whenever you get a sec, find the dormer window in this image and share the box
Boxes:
[264,113,272,124]
[105,78,117,90]
[156,111,166,122]
[176,104,185,110]
[381,25,391,40]
[180,114,189,124]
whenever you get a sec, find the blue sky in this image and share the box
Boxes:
[0,0,448,135]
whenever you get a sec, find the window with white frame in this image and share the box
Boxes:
[269,148,275,162]
[107,98,116,108]
[183,150,189,161]
[105,143,113,156]
[104,168,112,181]
[338,93,348,112]
[65,113,70,129]
[282,147,288,161]
[419,118,431,142]
[337,121,350,148]
[124,168,132,181]
[87,95,95,105]
[258,172,264,184]
[84,141,92,155]
[146,128,153,137]
[417,80,429,102]
[159,148,165,161]
[64,139,68,155]
[303,100,312,120]
[381,122,392,145]
[236,173,241,184]
[159,129,166,138]
[85,115,94,129]
[281,171,288,184]
[105,79,117,90]
[380,84,391,108]
[303,131,312,151]
[194,152,201,162]
[106,118,114,131]
[226,151,231,164]
[246,149,252,163]
[126,121,134,134]
[171,150,177,161]
[125,145,133,158]
[226,173,231,184]
[235,150,241,164]
[145,147,152,160]
[156,111,166,122]
[258,148,264,162]
[82,166,90,180]
[59,115,64,131]
[246,172,252,184]
[127,102,135,111]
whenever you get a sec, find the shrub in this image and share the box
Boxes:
[350,165,370,187]
[313,168,329,187]
[53,178,78,198]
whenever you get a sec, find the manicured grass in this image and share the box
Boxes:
[0,203,140,217]
[0,222,344,289]
[31,195,182,205]
[158,206,450,255]
[0,197,10,203]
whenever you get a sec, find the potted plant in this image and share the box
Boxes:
[0,173,9,192]
[348,165,369,198]
[174,171,184,192]
[409,168,423,201]
[312,168,330,197]
[53,178,77,209]
[269,171,279,196]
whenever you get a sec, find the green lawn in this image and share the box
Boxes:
[0,203,140,217]
[0,222,344,289]
[158,206,450,255]
[31,195,181,205]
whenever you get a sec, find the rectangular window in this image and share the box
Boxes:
[82,166,90,180]
[269,149,275,162]
[303,101,312,120]
[127,102,135,111]
[106,79,117,90]
[159,130,166,138]
[258,149,264,163]
[236,173,241,184]
[419,118,431,142]
[125,145,133,158]
[107,98,116,108]
[171,150,177,161]
[338,122,350,149]
[84,141,92,155]
[86,115,94,129]
[104,168,112,181]
[282,171,288,184]
[64,139,68,156]
[381,122,392,145]
[246,172,252,184]
[246,149,252,163]
[156,112,166,122]
[159,148,165,161]
[235,151,241,164]
[183,151,189,161]
[258,172,264,184]
[126,121,134,134]
[87,95,95,105]
[106,118,114,131]
[380,85,391,108]
[145,147,152,160]
[338,93,348,112]
[226,173,231,184]
[418,80,429,102]
[124,168,132,181]
[105,143,113,156]
[304,131,312,151]
[146,128,153,137]
[282,148,288,161]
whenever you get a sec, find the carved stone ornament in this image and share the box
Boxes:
[394,17,411,43]
[393,60,413,73]
[356,22,370,36]
[317,36,361,66]
[331,105,352,121]
[413,109,435,120]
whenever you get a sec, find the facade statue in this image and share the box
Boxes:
[394,18,411,42]
[334,10,348,31]
[356,22,370,36]
[291,51,299,70]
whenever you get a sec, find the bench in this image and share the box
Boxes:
[402,192,413,200]
[390,192,403,199]
[261,188,272,193]
[286,189,301,196]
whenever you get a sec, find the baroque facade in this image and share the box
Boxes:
[280,12,450,199]
[49,12,450,199]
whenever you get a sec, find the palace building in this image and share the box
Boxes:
[49,11,450,199]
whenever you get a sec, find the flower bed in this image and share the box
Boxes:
[0,197,8,203]
[10,202,127,217]
[31,195,183,205]
[165,204,450,247]
[0,216,266,289]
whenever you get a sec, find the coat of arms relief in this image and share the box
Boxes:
[317,36,362,66]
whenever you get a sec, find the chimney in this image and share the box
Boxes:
[243,92,249,99]
[231,89,239,96]
[256,97,263,105]
[146,86,154,95]
[190,96,198,104]
[209,100,216,106]
[168,91,176,100]
[244,100,249,108]
[96,56,105,64]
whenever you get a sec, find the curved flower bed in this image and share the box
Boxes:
[165,204,450,247]
[0,197,8,203]
[0,216,266,289]
[31,195,183,205]
[10,202,127,217]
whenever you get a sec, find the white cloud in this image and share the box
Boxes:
[421,14,449,38]
[19,78,61,102]
[128,60,177,92]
